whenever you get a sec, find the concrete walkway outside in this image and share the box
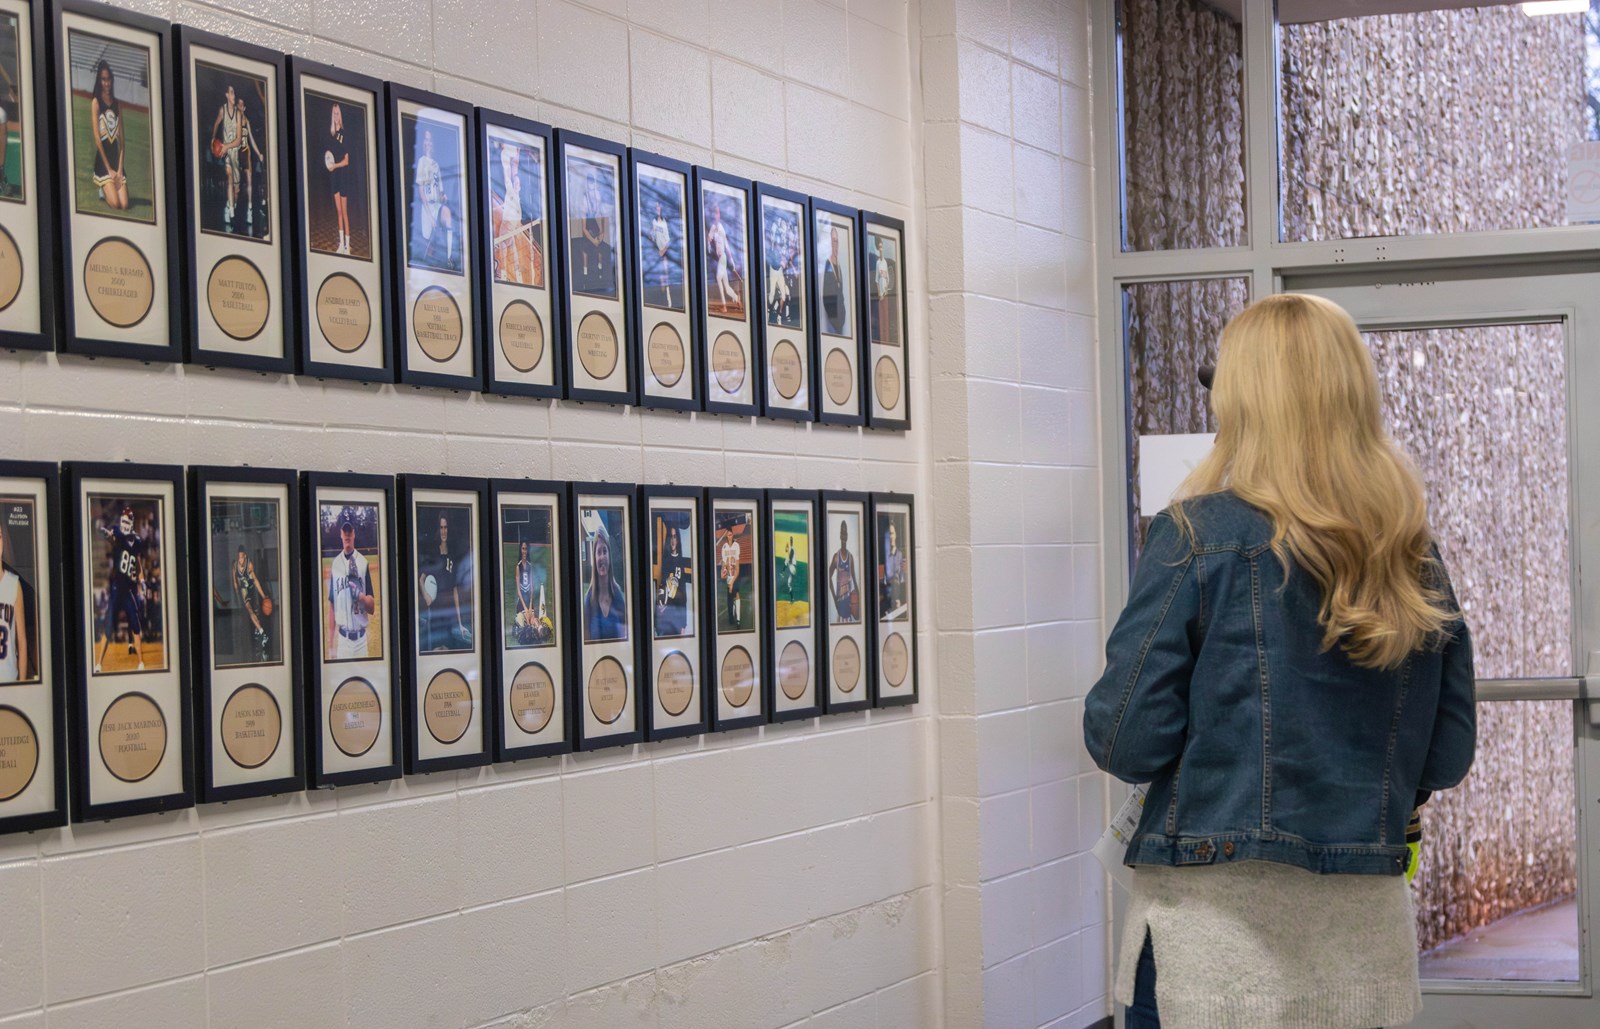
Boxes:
[1419,896,1579,982]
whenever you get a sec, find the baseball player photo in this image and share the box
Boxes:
[0,12,24,202]
[69,31,156,222]
[876,511,909,621]
[579,505,628,644]
[501,505,556,650]
[208,497,283,668]
[650,510,694,640]
[637,167,685,312]
[771,508,811,630]
[867,231,901,347]
[304,90,371,260]
[826,512,862,626]
[714,511,753,634]
[415,503,474,654]
[88,495,167,674]
[0,497,41,684]
[321,502,381,662]
[762,203,804,330]
[404,114,463,274]
[487,131,545,288]
[701,187,747,321]
[196,61,270,240]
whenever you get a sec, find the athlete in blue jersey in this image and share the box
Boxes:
[97,506,148,672]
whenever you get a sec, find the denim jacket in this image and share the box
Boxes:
[1083,492,1476,876]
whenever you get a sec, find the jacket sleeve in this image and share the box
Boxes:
[1418,551,1477,792]
[1083,510,1200,784]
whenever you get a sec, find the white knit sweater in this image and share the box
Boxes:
[1115,861,1422,1029]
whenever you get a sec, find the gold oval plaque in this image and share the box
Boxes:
[0,224,24,313]
[83,237,155,329]
[778,640,810,701]
[99,692,167,783]
[647,322,685,388]
[824,347,854,406]
[0,706,40,801]
[770,339,803,400]
[719,646,755,708]
[220,683,282,770]
[413,286,464,363]
[881,632,910,689]
[832,635,861,694]
[424,668,474,744]
[509,661,555,735]
[328,676,382,757]
[657,651,695,716]
[712,332,746,394]
[206,256,271,341]
[874,355,902,411]
[576,311,620,380]
[499,300,545,372]
[587,656,628,724]
[316,273,372,353]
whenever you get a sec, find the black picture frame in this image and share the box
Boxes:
[637,483,708,741]
[819,489,872,714]
[0,1,57,354]
[286,56,394,384]
[706,486,767,732]
[868,491,917,707]
[754,184,815,421]
[569,480,641,750]
[48,0,183,363]
[398,474,490,774]
[174,26,293,373]
[486,478,572,762]
[693,168,760,418]
[188,465,304,802]
[554,130,635,406]
[810,199,866,427]
[861,210,910,431]
[476,108,561,400]
[0,460,68,834]
[301,471,401,788]
[64,460,194,821]
[386,82,483,392]
[763,488,823,723]
[627,148,700,412]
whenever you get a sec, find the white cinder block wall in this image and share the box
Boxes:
[0,1,1109,1027]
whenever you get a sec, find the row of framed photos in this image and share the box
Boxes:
[0,1,911,428]
[0,459,918,830]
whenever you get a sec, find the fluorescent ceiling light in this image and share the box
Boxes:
[1520,0,1588,15]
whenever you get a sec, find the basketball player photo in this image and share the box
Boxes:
[487,129,544,288]
[414,502,474,655]
[0,493,40,684]
[320,501,382,662]
[207,496,283,668]
[66,30,155,224]
[650,508,694,640]
[714,510,754,634]
[87,495,166,675]
[193,61,269,241]
[826,510,862,626]
[402,112,464,275]
[579,504,628,644]
[303,88,370,260]
[501,504,557,650]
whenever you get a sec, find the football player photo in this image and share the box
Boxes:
[87,495,167,673]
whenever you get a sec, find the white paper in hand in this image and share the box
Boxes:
[1092,783,1148,893]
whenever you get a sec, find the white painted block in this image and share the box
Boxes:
[787,0,850,96]
[1139,433,1215,516]
[345,916,465,1029]
[206,944,344,1029]
[981,953,1035,1029]
[459,892,568,1026]
[538,1,631,123]
[849,15,910,115]
[712,59,787,166]
[1031,777,1077,864]
[977,789,1031,880]
[47,976,206,1029]
[1011,0,1063,76]
[337,796,462,935]
[709,0,784,72]
[1012,64,1062,155]
[956,40,1012,134]
[630,31,713,148]
[979,870,1034,966]
[1015,143,1065,232]
[626,0,708,40]
[564,972,658,1029]
[564,869,658,990]
[203,814,342,966]
[433,0,540,95]
[459,778,566,907]
[564,763,656,882]
[977,709,1032,797]
[0,861,40,1015]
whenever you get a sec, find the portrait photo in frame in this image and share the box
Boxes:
[811,200,865,427]
[487,479,571,761]
[387,83,481,391]
[764,489,822,722]
[862,211,909,431]
[707,487,765,731]
[638,484,707,740]
[65,461,193,821]
[0,460,67,834]
[819,490,871,714]
[555,131,634,405]
[694,169,758,417]
[400,475,489,773]
[176,28,291,373]
[570,482,640,749]
[302,471,400,787]
[0,1,55,353]
[287,57,392,382]
[50,0,181,362]
[869,492,917,706]
[628,149,699,411]
[755,184,813,420]
[189,466,303,802]
[477,109,560,399]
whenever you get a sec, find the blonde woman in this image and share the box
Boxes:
[1084,294,1476,1029]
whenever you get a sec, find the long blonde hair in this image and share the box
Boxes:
[1171,293,1452,669]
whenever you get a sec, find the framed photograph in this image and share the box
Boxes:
[707,488,765,731]
[399,476,488,773]
[0,461,67,834]
[638,484,706,740]
[190,466,302,802]
[755,185,812,420]
[302,472,400,787]
[811,200,865,426]
[869,493,917,706]
[819,490,871,714]
[287,58,392,382]
[862,212,909,430]
[176,28,291,372]
[570,482,640,749]
[554,131,633,405]
[0,1,55,353]
[49,1,181,361]
[487,479,571,761]
[387,84,480,391]
[694,169,758,417]
[64,462,193,820]
[477,109,559,398]
[628,149,698,411]
[764,489,822,722]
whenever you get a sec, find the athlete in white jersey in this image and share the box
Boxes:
[0,518,29,683]
[210,84,242,226]
[327,519,375,660]
[720,528,742,625]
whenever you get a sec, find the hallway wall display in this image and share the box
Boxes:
[863,213,909,430]
[869,492,917,707]
[819,490,872,712]
[638,484,708,740]
[765,489,823,721]
[695,169,759,417]
[0,0,53,353]
[556,131,635,405]
[50,1,181,362]
[708,488,767,729]
[570,481,640,749]
[755,185,814,420]
[176,28,291,372]
[629,149,700,411]
[812,201,867,426]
